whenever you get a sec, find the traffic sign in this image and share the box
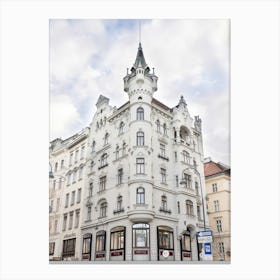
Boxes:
[197,230,213,237]
[197,235,213,243]
[203,242,213,260]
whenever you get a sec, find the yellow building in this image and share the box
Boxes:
[204,158,231,262]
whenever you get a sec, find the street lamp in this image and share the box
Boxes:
[180,165,206,230]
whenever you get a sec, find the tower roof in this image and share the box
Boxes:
[132,43,148,70]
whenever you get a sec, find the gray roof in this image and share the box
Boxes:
[132,43,148,70]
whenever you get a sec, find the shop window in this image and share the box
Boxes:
[49,242,55,255]
[133,223,150,248]
[110,227,125,250]
[62,238,76,257]
[158,226,174,249]
[96,231,106,252]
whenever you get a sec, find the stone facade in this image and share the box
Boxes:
[49,43,209,262]
[204,158,231,261]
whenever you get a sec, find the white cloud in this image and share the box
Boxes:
[50,19,230,164]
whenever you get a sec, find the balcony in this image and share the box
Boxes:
[158,154,169,161]
[127,208,155,223]
[98,163,108,170]
[113,208,125,214]
[159,207,171,214]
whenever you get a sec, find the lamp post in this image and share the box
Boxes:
[180,165,206,230]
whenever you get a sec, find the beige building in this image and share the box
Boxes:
[204,158,231,261]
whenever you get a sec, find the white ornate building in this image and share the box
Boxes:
[49,42,209,262]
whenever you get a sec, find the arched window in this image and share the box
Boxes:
[96,230,106,252]
[100,201,107,217]
[161,195,167,210]
[104,133,109,145]
[133,223,150,248]
[186,200,194,216]
[110,226,125,251]
[116,145,120,159]
[119,122,124,134]
[136,187,145,204]
[100,153,108,167]
[163,123,167,135]
[136,131,144,146]
[156,120,160,132]
[136,107,144,120]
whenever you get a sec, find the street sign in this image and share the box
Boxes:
[197,235,213,243]
[197,230,213,237]
[197,230,213,243]
[203,242,213,261]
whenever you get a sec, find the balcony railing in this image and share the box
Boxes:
[159,207,171,214]
[113,208,125,214]
[158,154,169,161]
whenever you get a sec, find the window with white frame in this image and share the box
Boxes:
[55,162,58,172]
[63,214,67,231]
[89,182,93,196]
[160,143,166,157]
[136,107,144,120]
[136,187,145,204]
[133,223,149,248]
[99,176,106,191]
[119,122,125,134]
[117,195,122,211]
[184,173,192,188]
[69,153,73,166]
[56,198,60,212]
[216,219,223,232]
[54,220,58,233]
[50,200,53,213]
[195,182,199,196]
[214,200,220,212]
[87,206,92,221]
[91,141,96,152]
[163,123,167,135]
[58,178,62,189]
[100,153,108,167]
[72,170,77,184]
[75,150,79,162]
[117,168,123,184]
[218,242,225,253]
[75,209,80,228]
[136,158,145,174]
[176,175,179,187]
[156,119,160,132]
[186,200,194,216]
[182,150,190,164]
[136,131,144,146]
[160,168,167,183]
[100,201,107,217]
[81,146,85,159]
[65,193,69,208]
[122,142,126,156]
[61,159,64,168]
[67,173,71,185]
[161,195,167,210]
[53,180,56,190]
[90,161,94,172]
[197,205,201,220]
[174,152,177,162]
[177,201,180,214]
[68,211,74,229]
[116,145,120,159]
[79,166,83,179]
[104,133,109,145]
[212,183,218,192]
[77,188,81,203]
[71,191,75,205]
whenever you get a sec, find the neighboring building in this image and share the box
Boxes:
[49,128,89,261]
[204,158,231,261]
[50,42,210,262]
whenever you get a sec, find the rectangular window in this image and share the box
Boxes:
[58,178,62,189]
[49,242,55,255]
[96,233,106,252]
[81,146,85,159]
[160,144,166,157]
[77,188,81,203]
[110,230,125,250]
[176,175,179,187]
[118,168,123,184]
[160,168,166,183]
[89,183,93,197]
[65,193,69,208]
[56,198,60,212]
[75,149,79,162]
[216,219,223,232]
[79,166,83,179]
[184,174,192,188]
[62,238,76,257]
[158,229,174,249]
[212,183,218,192]
[63,214,67,231]
[197,205,201,220]
[177,201,180,214]
[61,159,64,169]
[72,170,76,184]
[218,242,225,253]
[83,236,92,254]
[67,174,71,185]
[75,210,80,228]
[87,206,91,221]
[99,176,106,191]
[136,158,145,174]
[174,152,177,162]
[214,200,220,212]
[182,234,191,251]
[50,200,54,213]
[68,211,74,229]
[71,191,75,205]
[53,180,56,190]
[69,153,73,166]
[195,182,199,196]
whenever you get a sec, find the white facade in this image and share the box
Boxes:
[49,43,209,262]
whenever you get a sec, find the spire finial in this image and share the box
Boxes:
[139,19,141,43]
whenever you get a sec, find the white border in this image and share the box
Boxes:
[0,1,279,279]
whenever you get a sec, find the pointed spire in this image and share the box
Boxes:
[132,43,148,70]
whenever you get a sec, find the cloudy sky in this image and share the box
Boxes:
[50,19,230,165]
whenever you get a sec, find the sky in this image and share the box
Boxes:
[50,19,230,165]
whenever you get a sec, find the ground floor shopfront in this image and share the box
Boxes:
[80,218,202,262]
